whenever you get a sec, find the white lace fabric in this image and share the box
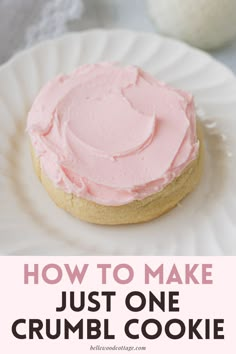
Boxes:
[0,0,83,63]
[25,0,84,47]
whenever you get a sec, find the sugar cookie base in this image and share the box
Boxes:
[30,126,203,225]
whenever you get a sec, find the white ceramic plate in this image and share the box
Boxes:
[1,29,236,255]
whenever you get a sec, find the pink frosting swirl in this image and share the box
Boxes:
[27,63,199,206]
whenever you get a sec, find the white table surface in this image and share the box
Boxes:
[0,0,236,74]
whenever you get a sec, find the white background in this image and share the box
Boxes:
[0,0,236,74]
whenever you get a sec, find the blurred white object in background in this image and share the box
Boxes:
[147,0,236,50]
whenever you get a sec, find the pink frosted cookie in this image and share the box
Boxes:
[27,63,202,224]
